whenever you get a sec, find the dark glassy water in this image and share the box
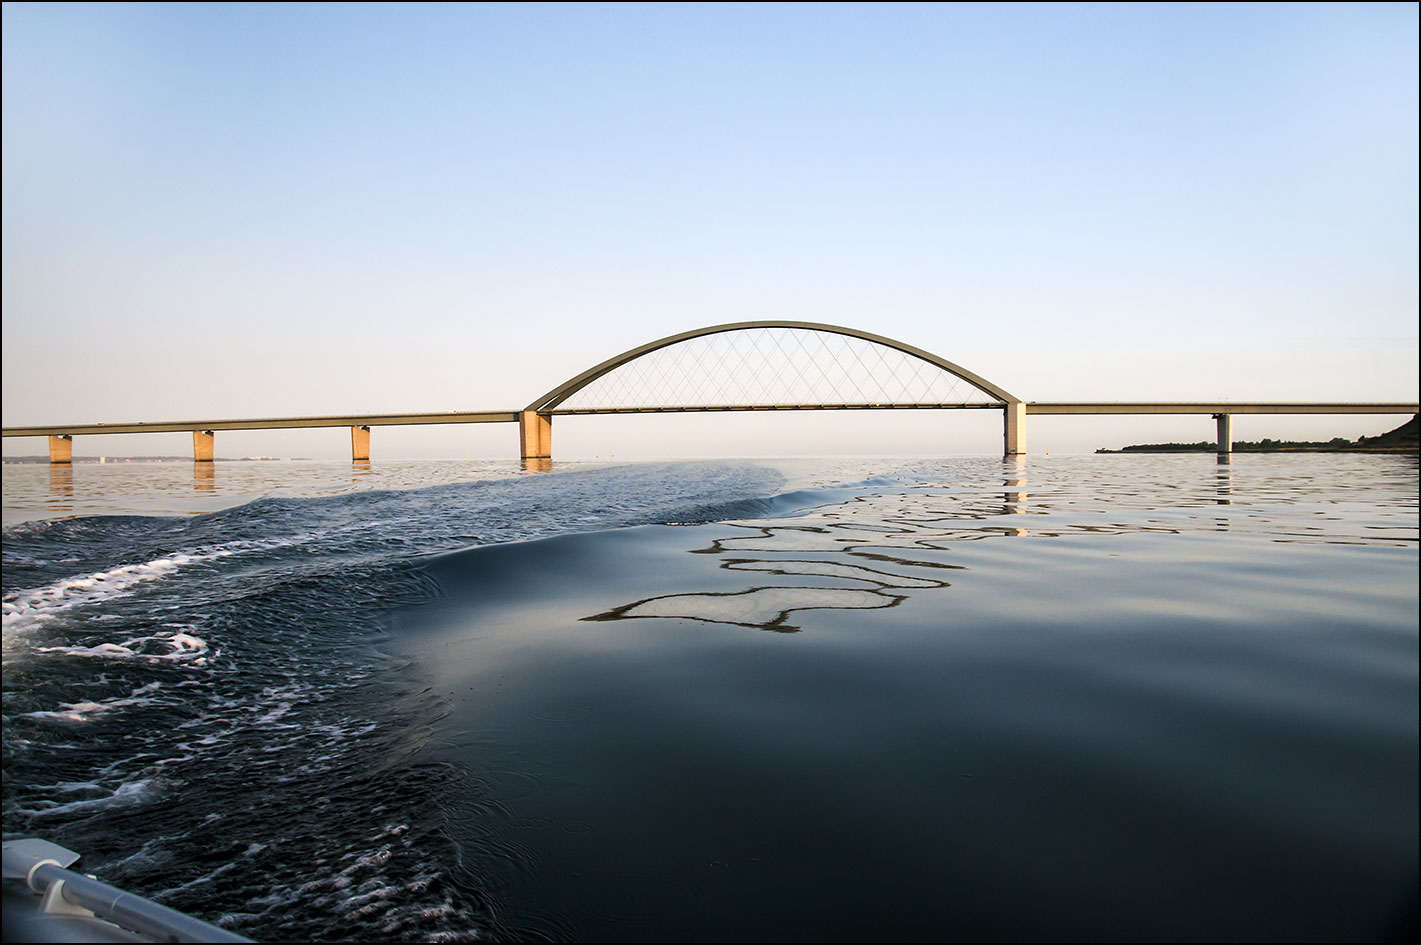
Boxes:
[3,455,1416,942]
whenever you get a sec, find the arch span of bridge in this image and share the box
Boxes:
[516,320,1026,459]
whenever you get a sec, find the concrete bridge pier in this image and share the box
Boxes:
[520,411,552,460]
[1213,413,1232,454]
[48,435,73,464]
[351,425,371,462]
[193,430,215,462]
[1004,402,1026,456]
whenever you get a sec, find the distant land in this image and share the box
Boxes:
[1098,415,1418,453]
[2,456,307,464]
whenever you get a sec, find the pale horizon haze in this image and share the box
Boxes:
[3,2,1417,459]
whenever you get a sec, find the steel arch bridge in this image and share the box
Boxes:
[517,320,1026,459]
[6,320,1413,463]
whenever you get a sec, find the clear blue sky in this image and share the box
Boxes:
[3,2,1416,457]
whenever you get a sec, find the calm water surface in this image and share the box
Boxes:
[3,454,1416,942]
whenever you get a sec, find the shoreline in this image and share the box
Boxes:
[1096,445,1417,454]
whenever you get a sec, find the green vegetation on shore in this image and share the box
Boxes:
[1098,415,1418,453]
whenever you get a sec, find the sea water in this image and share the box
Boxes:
[2,455,1416,942]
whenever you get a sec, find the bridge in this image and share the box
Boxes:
[4,321,1416,463]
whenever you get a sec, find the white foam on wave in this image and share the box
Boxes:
[2,552,230,634]
[97,837,172,875]
[150,842,266,900]
[1,530,333,639]
[24,681,166,724]
[10,778,162,819]
[34,628,211,667]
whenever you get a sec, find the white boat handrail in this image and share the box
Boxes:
[3,838,252,943]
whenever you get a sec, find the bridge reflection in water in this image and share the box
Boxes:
[583,471,1045,632]
[47,464,74,515]
[581,451,1343,633]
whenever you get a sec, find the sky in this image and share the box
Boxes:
[3,1,1417,459]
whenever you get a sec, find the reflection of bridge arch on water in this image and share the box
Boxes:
[518,321,1027,460]
[582,483,1018,632]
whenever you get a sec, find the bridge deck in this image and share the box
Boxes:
[1,411,520,437]
[1025,402,1419,415]
[3,403,1415,439]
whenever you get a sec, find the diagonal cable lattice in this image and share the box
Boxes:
[554,327,1002,412]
